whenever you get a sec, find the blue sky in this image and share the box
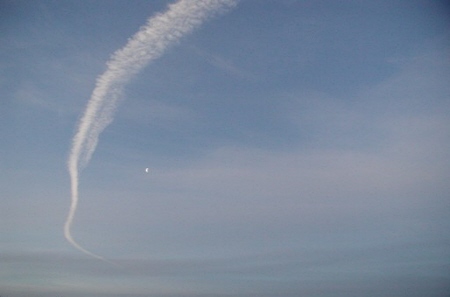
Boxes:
[1,0,450,296]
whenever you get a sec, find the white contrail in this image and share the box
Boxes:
[65,0,238,261]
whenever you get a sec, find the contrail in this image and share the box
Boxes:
[65,0,238,262]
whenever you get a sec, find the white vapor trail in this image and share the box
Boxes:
[65,0,238,261]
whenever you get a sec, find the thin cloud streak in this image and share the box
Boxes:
[65,0,238,261]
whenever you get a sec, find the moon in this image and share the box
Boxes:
[145,168,149,173]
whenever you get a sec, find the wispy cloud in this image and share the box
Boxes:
[65,0,239,261]
[188,45,257,80]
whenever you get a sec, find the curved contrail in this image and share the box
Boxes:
[65,0,238,262]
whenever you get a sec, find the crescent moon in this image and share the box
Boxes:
[145,168,149,173]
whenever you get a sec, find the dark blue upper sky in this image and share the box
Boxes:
[1,1,450,296]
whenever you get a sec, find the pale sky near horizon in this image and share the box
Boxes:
[1,0,450,296]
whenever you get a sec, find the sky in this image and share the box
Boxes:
[1,0,450,296]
